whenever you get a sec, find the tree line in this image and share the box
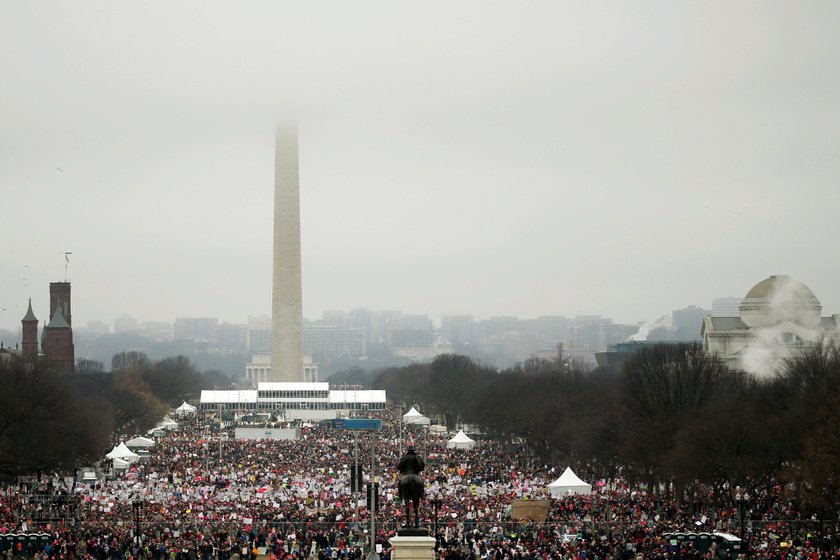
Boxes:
[372,341,840,517]
[0,352,227,482]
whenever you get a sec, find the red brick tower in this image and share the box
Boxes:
[49,282,72,326]
[42,305,74,374]
[20,298,39,367]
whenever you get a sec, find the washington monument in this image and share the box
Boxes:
[271,124,305,381]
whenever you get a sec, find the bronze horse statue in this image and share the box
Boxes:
[397,447,425,528]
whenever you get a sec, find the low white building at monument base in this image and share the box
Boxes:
[200,382,386,420]
[245,354,319,384]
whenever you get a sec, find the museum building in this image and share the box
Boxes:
[702,275,840,375]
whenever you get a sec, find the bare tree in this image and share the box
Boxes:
[76,358,104,374]
[144,355,202,405]
[618,343,746,488]
[0,361,110,481]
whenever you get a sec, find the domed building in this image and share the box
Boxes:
[702,275,840,376]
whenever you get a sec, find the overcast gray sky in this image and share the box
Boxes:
[2,1,839,331]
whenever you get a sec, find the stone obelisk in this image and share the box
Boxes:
[271,124,305,381]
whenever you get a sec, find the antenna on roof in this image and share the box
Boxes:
[64,252,72,281]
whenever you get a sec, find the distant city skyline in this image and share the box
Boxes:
[1,303,711,333]
[0,275,816,336]
[5,278,831,377]
[3,2,839,333]
[0,292,780,333]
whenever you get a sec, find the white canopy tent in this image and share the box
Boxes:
[175,401,198,417]
[106,442,140,463]
[446,430,476,450]
[111,457,131,470]
[548,467,592,497]
[125,436,155,449]
[156,416,179,430]
[402,406,425,424]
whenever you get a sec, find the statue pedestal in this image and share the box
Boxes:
[389,534,436,560]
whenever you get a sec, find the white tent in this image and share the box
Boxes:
[111,457,131,470]
[402,406,424,423]
[175,401,198,417]
[548,467,592,497]
[446,430,476,450]
[156,416,179,430]
[125,436,155,449]
[402,407,430,426]
[106,442,140,463]
[428,425,447,435]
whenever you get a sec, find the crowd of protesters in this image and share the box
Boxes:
[0,406,838,560]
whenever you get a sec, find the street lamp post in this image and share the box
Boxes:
[691,479,699,517]
[694,479,701,516]
[648,468,654,496]
[132,497,144,544]
[219,421,224,460]
[431,498,443,549]
[354,433,360,525]
[734,487,750,540]
[367,434,379,560]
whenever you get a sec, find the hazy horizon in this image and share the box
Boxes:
[3,1,839,332]
[0,304,707,334]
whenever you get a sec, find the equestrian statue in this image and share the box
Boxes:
[397,447,425,528]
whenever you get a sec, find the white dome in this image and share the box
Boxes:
[740,275,821,328]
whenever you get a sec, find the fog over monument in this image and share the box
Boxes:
[1,2,839,337]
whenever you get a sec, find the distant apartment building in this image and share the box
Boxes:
[567,317,638,354]
[75,320,109,337]
[382,313,435,351]
[671,305,708,341]
[566,319,608,354]
[441,315,476,345]
[321,310,352,326]
[390,328,434,349]
[138,321,174,342]
[388,313,434,331]
[481,316,522,337]
[114,314,139,334]
[304,326,367,360]
[437,313,647,367]
[480,330,539,365]
[534,315,569,342]
[174,317,218,342]
[348,308,377,336]
[609,324,639,346]
[247,315,272,354]
[218,322,247,350]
